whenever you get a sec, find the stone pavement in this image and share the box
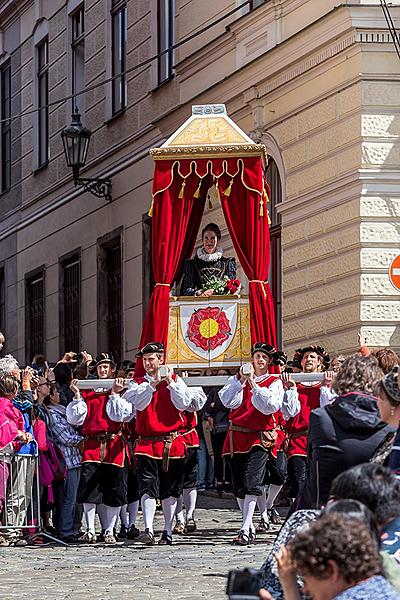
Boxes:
[0,495,279,600]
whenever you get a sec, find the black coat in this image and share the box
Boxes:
[299,392,395,509]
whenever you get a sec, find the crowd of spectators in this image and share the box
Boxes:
[0,330,399,588]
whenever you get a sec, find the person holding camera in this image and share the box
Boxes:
[219,343,299,545]
[107,342,205,546]
[66,353,129,544]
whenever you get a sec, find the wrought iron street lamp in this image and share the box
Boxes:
[61,109,112,202]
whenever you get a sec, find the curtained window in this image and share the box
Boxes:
[0,62,11,192]
[71,4,85,118]
[60,253,81,354]
[25,269,45,363]
[111,0,127,115]
[157,0,174,84]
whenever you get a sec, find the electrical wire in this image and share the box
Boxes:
[380,0,400,60]
[0,0,252,125]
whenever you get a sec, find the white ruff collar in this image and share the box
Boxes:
[196,246,223,262]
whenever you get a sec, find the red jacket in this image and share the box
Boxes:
[222,375,279,455]
[81,390,127,467]
[134,377,186,460]
[284,383,322,457]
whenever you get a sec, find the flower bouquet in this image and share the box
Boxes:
[201,276,241,295]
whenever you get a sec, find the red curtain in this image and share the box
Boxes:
[218,156,277,348]
[135,161,212,375]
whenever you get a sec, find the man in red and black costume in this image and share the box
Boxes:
[219,343,297,545]
[67,354,128,544]
[108,342,204,546]
[284,345,334,502]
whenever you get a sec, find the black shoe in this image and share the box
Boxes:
[127,525,140,540]
[59,535,78,544]
[158,530,172,546]
[232,530,250,546]
[268,508,282,525]
[113,528,119,542]
[118,525,128,539]
[139,528,155,546]
[98,530,105,543]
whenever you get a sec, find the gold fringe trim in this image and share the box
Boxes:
[148,198,154,217]
[263,187,269,203]
[259,198,264,217]
[267,210,271,225]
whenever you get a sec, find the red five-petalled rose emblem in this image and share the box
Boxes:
[187,307,231,351]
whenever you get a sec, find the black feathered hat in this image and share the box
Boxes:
[135,342,164,357]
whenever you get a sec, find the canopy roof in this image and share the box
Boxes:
[150,104,266,161]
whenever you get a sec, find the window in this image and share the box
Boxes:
[61,255,81,353]
[37,38,49,167]
[26,270,45,362]
[111,0,127,115]
[71,5,85,117]
[250,0,266,10]
[157,0,174,84]
[142,214,154,316]
[0,62,11,193]
[97,233,123,363]
[266,158,282,347]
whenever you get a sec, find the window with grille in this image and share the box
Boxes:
[111,0,127,115]
[249,0,266,10]
[0,62,11,193]
[26,270,45,362]
[62,255,81,353]
[266,158,282,347]
[106,242,122,363]
[37,38,49,167]
[157,0,174,84]
[71,5,85,117]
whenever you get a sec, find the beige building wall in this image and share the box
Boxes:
[0,0,398,363]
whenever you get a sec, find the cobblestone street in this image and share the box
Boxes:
[0,496,278,600]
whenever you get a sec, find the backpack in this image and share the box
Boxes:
[38,433,66,504]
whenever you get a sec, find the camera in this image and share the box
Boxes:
[226,568,264,599]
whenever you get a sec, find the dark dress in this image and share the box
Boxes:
[180,254,236,296]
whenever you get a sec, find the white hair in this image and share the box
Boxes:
[0,354,19,377]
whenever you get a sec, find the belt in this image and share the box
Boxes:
[139,431,180,472]
[286,429,308,440]
[87,431,122,462]
[228,423,277,457]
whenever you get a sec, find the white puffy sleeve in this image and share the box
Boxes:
[106,392,135,422]
[319,385,337,408]
[126,380,155,411]
[250,378,284,416]
[167,376,192,411]
[66,397,88,427]
[281,387,301,420]
[185,386,207,412]
[218,376,244,409]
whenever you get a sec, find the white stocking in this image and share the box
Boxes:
[266,484,282,510]
[242,495,257,534]
[96,503,107,530]
[141,494,157,534]
[183,487,197,521]
[83,502,96,535]
[104,505,120,535]
[162,497,178,535]
[257,489,268,521]
[120,504,128,527]
[175,494,184,523]
[128,501,139,528]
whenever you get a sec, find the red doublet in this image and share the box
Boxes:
[179,411,199,449]
[134,377,186,460]
[285,383,321,457]
[222,375,278,456]
[272,410,286,459]
[81,390,126,467]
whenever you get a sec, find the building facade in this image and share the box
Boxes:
[0,0,398,364]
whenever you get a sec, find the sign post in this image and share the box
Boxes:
[389,255,400,292]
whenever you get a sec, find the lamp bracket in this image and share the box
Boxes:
[75,177,112,202]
